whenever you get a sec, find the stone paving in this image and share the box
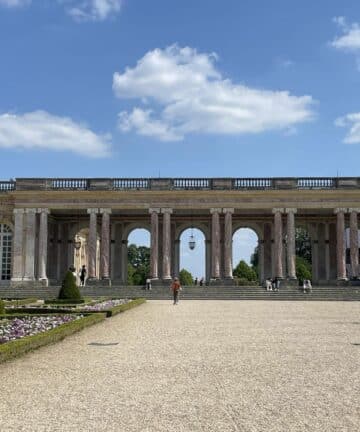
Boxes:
[0,300,359,432]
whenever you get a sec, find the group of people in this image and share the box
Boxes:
[70,265,87,286]
[194,277,205,286]
[265,278,281,291]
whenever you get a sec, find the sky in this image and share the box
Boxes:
[1,0,360,179]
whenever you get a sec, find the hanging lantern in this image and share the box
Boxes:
[188,230,196,250]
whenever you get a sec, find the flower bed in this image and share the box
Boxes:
[81,298,146,317]
[0,313,106,363]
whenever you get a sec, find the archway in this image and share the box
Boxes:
[0,223,12,281]
[127,228,150,285]
[179,228,206,285]
[232,228,259,284]
[73,227,100,282]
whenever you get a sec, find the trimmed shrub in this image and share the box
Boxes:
[45,299,85,305]
[4,298,38,307]
[0,300,4,315]
[0,313,106,364]
[58,271,83,301]
[105,298,146,317]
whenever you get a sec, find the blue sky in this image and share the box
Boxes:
[1,0,360,179]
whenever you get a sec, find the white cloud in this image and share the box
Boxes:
[0,111,111,157]
[0,0,31,7]
[62,0,122,22]
[331,16,360,51]
[335,112,360,144]
[113,45,314,142]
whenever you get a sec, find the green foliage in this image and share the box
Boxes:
[4,298,38,307]
[233,260,258,282]
[58,271,82,301]
[296,227,312,262]
[127,244,150,285]
[0,313,106,364]
[45,299,85,305]
[0,300,4,315]
[102,298,146,317]
[179,269,193,285]
[296,256,312,284]
[250,246,259,276]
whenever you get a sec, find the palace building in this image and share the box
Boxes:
[0,177,359,292]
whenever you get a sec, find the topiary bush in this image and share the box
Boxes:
[58,271,83,301]
[0,299,5,315]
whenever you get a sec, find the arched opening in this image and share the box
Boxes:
[0,224,12,281]
[295,226,312,284]
[179,228,206,285]
[127,228,150,285]
[73,227,100,283]
[232,228,259,284]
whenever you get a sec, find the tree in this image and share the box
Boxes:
[127,244,150,285]
[179,269,193,285]
[233,260,258,281]
[250,245,259,277]
[295,227,312,263]
[296,256,312,284]
[58,270,82,300]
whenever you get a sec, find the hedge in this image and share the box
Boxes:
[6,298,146,318]
[44,299,85,305]
[4,298,38,306]
[103,298,146,317]
[0,313,106,364]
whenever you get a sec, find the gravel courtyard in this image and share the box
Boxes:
[1,300,359,432]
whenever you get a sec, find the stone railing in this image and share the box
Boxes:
[1,177,360,192]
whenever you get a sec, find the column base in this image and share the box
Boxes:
[38,278,49,287]
[286,278,298,287]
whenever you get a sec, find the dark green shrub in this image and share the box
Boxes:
[233,260,258,282]
[0,300,4,315]
[58,271,83,301]
[296,256,312,284]
[45,299,85,305]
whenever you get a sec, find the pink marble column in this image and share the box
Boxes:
[335,208,347,280]
[100,208,111,279]
[149,208,160,280]
[223,208,234,279]
[11,208,24,281]
[285,208,297,279]
[162,208,172,280]
[23,208,37,281]
[272,208,284,279]
[211,208,221,279]
[349,208,359,279]
[87,208,99,279]
[38,208,50,282]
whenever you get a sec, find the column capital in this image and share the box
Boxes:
[223,208,234,214]
[99,208,112,214]
[149,208,160,214]
[334,208,347,214]
[272,208,284,214]
[210,208,222,214]
[348,208,360,213]
[13,208,25,214]
[37,208,50,214]
[161,208,173,214]
[87,208,99,214]
[25,208,37,214]
[285,208,297,214]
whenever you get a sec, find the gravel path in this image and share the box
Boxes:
[1,300,359,432]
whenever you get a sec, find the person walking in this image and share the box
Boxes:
[79,265,87,286]
[146,277,152,290]
[170,277,182,305]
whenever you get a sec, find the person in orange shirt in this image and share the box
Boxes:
[170,277,182,305]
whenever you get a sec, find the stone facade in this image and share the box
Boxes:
[1,177,360,287]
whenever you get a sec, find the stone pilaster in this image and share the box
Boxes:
[149,208,160,280]
[272,208,284,279]
[325,224,330,281]
[210,208,221,279]
[100,208,111,280]
[162,208,172,280]
[335,208,347,280]
[285,208,297,279]
[223,208,234,279]
[11,209,24,281]
[87,208,99,279]
[37,208,50,283]
[23,208,37,281]
[349,208,360,279]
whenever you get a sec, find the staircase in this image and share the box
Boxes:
[1,284,359,301]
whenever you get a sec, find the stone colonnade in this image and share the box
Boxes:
[9,206,360,285]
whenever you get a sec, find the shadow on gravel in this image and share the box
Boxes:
[332,322,360,325]
[351,343,360,346]
[88,342,119,346]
